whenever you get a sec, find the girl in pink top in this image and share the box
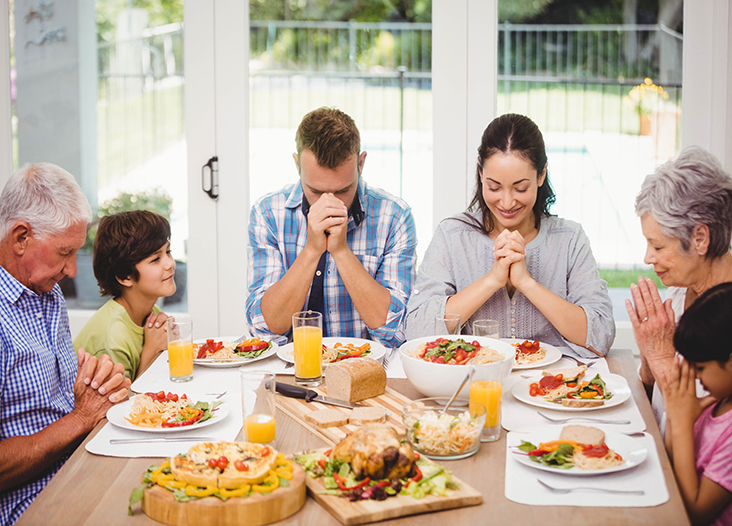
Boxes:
[659,282,732,525]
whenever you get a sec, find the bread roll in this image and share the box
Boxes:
[325,357,386,402]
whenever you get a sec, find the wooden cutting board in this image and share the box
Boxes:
[300,451,483,525]
[142,463,306,526]
[275,386,413,446]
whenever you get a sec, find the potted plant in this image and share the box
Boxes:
[625,78,669,136]
[71,188,185,308]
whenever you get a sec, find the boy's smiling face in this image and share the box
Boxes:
[125,241,176,299]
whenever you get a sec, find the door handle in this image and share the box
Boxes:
[201,156,219,200]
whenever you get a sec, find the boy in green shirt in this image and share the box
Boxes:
[74,210,176,379]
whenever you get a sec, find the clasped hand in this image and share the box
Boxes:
[73,350,131,430]
[305,193,349,255]
[490,229,532,289]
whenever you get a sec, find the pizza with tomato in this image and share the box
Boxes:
[170,441,279,489]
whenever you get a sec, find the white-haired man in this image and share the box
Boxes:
[0,163,131,526]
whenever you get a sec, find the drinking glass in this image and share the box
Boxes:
[468,359,503,442]
[292,311,323,387]
[473,319,500,339]
[167,316,193,382]
[240,370,276,444]
[435,313,461,335]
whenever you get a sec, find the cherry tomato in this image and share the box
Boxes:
[261,446,271,457]
[217,456,229,470]
[156,391,166,400]
[234,460,249,472]
[208,458,218,468]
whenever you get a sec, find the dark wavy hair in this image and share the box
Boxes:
[674,282,732,363]
[463,113,555,235]
[93,210,171,298]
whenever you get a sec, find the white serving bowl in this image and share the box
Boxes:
[399,335,516,400]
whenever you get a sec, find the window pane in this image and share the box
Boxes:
[249,4,433,258]
[497,2,683,319]
[9,0,188,312]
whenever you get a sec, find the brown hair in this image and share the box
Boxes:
[461,113,555,235]
[295,107,360,169]
[93,210,171,297]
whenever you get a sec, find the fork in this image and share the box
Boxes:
[537,479,644,495]
[537,411,630,425]
[562,354,598,367]
[382,347,397,371]
[233,329,253,345]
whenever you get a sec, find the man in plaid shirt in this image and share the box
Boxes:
[247,107,417,348]
[0,163,131,526]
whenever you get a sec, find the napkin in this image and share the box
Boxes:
[505,431,668,507]
[86,392,242,458]
[501,358,647,434]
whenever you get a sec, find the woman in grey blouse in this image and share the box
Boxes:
[405,114,614,358]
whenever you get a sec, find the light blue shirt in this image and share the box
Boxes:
[246,178,417,348]
[0,265,77,526]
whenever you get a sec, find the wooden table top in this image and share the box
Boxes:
[16,349,690,526]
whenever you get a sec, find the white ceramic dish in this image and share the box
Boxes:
[508,426,648,475]
[277,337,386,367]
[511,372,631,412]
[503,338,563,370]
[192,337,278,368]
[399,336,516,400]
[106,396,229,433]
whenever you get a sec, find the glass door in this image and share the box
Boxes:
[5,0,189,330]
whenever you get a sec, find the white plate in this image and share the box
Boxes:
[502,338,562,370]
[277,337,386,367]
[511,372,631,412]
[508,426,648,475]
[192,336,279,368]
[106,395,229,433]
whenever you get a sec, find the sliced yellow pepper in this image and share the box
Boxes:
[252,471,279,493]
[275,452,287,464]
[166,480,188,489]
[152,472,175,485]
[185,485,218,497]
[219,485,252,498]
[275,467,293,480]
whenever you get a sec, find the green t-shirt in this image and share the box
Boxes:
[73,299,161,380]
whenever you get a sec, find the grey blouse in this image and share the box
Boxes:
[405,212,615,357]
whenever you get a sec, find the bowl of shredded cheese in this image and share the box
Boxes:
[401,397,486,460]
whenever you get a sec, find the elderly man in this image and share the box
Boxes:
[246,107,417,347]
[0,163,131,526]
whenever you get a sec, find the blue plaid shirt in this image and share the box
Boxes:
[247,178,417,348]
[0,266,77,526]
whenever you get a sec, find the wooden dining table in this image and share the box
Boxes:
[16,349,690,526]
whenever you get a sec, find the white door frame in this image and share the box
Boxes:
[1,0,12,184]
[185,0,250,339]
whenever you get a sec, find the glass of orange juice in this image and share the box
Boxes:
[167,316,193,382]
[240,371,276,444]
[292,311,322,387]
[468,359,503,442]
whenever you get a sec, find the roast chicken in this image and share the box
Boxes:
[331,423,417,480]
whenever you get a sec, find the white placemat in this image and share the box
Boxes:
[505,431,668,507]
[85,391,242,458]
[501,358,647,434]
[384,348,406,379]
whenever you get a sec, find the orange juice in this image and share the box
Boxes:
[244,414,276,443]
[168,340,193,378]
[470,380,502,428]
[293,325,322,378]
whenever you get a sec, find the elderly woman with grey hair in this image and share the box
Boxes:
[626,146,732,431]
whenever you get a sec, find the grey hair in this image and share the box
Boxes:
[635,146,732,258]
[0,163,92,240]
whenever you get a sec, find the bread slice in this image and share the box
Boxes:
[542,365,587,382]
[559,425,605,445]
[560,398,605,408]
[348,406,387,425]
[325,357,387,402]
[304,408,349,428]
